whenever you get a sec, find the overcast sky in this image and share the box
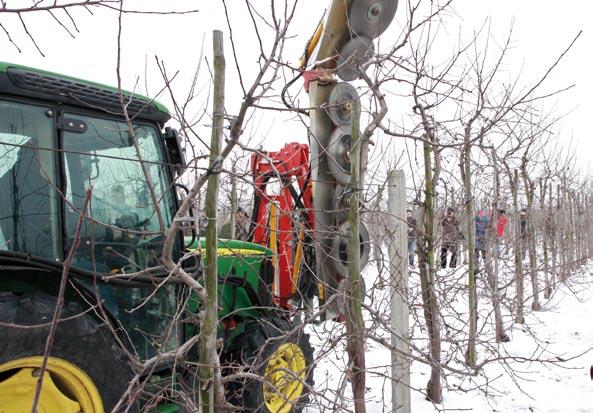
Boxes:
[2,0,591,173]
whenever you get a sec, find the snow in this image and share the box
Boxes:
[304,261,593,412]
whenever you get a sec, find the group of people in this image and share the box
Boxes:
[407,206,528,269]
[204,204,531,269]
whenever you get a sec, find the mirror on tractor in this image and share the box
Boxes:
[174,183,197,249]
[164,127,185,172]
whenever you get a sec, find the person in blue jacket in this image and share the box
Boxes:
[474,210,490,270]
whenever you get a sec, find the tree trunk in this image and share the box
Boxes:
[558,184,568,282]
[373,184,385,275]
[511,170,524,324]
[549,183,557,291]
[521,167,540,310]
[229,165,237,239]
[199,30,225,413]
[564,187,577,274]
[489,149,507,341]
[540,180,551,299]
[461,141,477,366]
[347,100,366,413]
[418,138,442,403]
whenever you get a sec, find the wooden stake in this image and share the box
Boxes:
[199,29,225,413]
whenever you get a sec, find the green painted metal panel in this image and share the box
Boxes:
[184,237,275,347]
[0,61,170,123]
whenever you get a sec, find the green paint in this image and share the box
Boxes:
[0,61,170,118]
[184,237,273,349]
[155,404,181,413]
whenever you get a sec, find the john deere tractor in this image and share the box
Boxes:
[0,1,399,410]
[0,62,313,412]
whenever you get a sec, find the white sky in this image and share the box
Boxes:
[1,0,591,174]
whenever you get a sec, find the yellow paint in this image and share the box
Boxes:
[189,246,266,258]
[269,203,280,298]
[291,227,305,294]
[318,282,325,300]
[314,0,354,67]
[0,356,103,413]
[263,343,306,413]
[216,247,266,256]
[299,20,324,69]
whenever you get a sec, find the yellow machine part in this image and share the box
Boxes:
[263,343,306,413]
[0,356,103,413]
[299,19,324,69]
[269,202,280,299]
[291,226,306,295]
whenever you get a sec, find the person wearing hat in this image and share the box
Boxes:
[235,207,251,241]
[219,207,251,240]
[441,207,462,269]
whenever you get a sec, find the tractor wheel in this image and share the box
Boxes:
[227,318,314,413]
[0,292,132,413]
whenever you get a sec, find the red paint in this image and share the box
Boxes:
[496,215,509,238]
[250,143,315,309]
[302,69,324,92]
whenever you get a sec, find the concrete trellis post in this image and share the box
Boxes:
[387,170,410,413]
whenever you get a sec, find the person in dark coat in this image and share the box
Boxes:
[440,207,462,269]
[219,207,251,241]
[235,208,251,241]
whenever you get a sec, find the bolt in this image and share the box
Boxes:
[369,3,382,18]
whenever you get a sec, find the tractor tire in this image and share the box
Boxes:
[0,292,132,412]
[227,317,314,413]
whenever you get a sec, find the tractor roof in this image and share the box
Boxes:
[0,61,171,125]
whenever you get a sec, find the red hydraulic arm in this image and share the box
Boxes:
[250,142,315,309]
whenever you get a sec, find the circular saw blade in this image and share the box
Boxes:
[336,35,375,81]
[327,125,357,184]
[326,83,360,126]
[348,0,398,39]
[330,220,371,277]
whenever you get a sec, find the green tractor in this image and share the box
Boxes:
[0,62,313,413]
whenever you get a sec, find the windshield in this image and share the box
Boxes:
[62,113,176,273]
[0,102,176,271]
[0,101,60,259]
[61,114,181,358]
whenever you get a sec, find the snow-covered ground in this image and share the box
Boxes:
[305,260,593,412]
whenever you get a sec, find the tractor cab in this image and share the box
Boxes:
[0,62,181,271]
[0,62,186,361]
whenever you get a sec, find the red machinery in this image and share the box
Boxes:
[249,0,398,318]
[250,142,316,309]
